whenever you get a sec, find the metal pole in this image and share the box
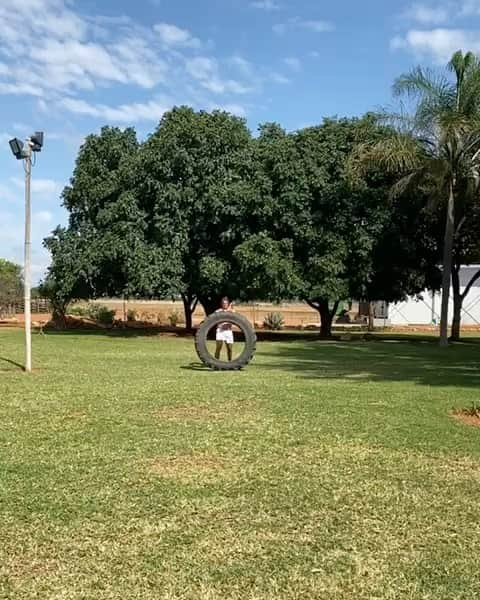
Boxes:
[24,141,32,373]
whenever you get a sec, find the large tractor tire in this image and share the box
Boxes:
[195,311,256,371]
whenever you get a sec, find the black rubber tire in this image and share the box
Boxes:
[195,311,257,371]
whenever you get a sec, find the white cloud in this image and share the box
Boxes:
[0,208,56,282]
[401,1,480,24]
[0,132,14,144]
[284,57,302,72]
[154,22,201,48]
[273,17,334,35]
[461,0,480,16]
[272,23,287,34]
[209,103,247,117]
[250,0,280,10]
[0,183,16,203]
[185,57,252,94]
[302,20,335,33]
[34,210,54,223]
[229,55,254,77]
[1,1,263,133]
[391,28,480,63]
[405,4,448,24]
[59,97,171,123]
[270,72,291,84]
[11,177,62,197]
[0,1,168,97]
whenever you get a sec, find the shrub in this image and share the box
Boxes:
[94,306,116,326]
[126,309,137,322]
[168,309,180,327]
[66,303,115,325]
[263,312,285,330]
[67,305,89,316]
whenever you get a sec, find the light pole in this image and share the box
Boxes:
[9,132,44,373]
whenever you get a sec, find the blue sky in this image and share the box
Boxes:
[1,0,480,281]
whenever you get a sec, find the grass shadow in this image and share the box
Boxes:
[180,362,212,371]
[258,337,480,388]
[43,326,195,338]
[0,356,25,371]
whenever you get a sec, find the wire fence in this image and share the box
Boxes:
[0,298,51,318]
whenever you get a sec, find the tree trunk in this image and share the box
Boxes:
[181,293,198,332]
[307,298,339,339]
[319,300,333,338]
[368,301,375,332]
[450,265,462,342]
[51,301,67,329]
[450,266,480,342]
[198,295,223,317]
[439,181,455,347]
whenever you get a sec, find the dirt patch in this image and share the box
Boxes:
[154,401,257,424]
[451,404,480,427]
[147,452,230,483]
[5,554,59,580]
[155,405,225,422]
[63,411,88,421]
[452,410,480,428]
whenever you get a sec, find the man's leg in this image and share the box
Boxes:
[226,343,233,361]
[215,341,223,359]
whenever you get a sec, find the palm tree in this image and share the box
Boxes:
[355,50,480,346]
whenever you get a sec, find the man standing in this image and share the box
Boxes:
[215,297,234,361]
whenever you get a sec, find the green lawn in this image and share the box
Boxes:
[1,329,480,599]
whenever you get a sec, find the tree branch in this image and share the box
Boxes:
[330,300,340,319]
[305,299,320,311]
[455,215,466,236]
[461,268,480,300]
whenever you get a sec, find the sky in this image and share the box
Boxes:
[1,0,480,282]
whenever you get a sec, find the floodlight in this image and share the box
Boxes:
[9,137,25,159]
[30,131,44,152]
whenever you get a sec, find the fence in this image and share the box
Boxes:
[0,298,51,318]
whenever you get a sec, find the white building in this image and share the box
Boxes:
[388,265,480,326]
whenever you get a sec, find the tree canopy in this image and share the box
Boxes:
[0,258,23,316]
[43,52,480,340]
[355,50,480,343]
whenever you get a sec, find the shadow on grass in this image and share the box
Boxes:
[180,362,212,371]
[42,326,195,338]
[42,327,323,342]
[257,337,480,388]
[0,356,25,371]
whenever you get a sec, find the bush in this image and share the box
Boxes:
[263,312,285,330]
[94,305,116,326]
[67,305,89,316]
[168,309,180,327]
[65,303,116,326]
[126,309,137,322]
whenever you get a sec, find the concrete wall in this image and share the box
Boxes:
[389,266,480,326]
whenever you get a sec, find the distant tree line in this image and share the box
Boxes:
[41,51,480,343]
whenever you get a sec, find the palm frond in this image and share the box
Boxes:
[448,50,467,81]
[352,133,423,177]
[393,66,454,104]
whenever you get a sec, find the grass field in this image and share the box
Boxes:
[1,329,480,599]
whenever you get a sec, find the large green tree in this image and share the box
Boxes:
[44,126,182,319]
[239,117,441,337]
[0,259,22,316]
[138,107,259,328]
[250,118,393,336]
[355,50,480,345]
